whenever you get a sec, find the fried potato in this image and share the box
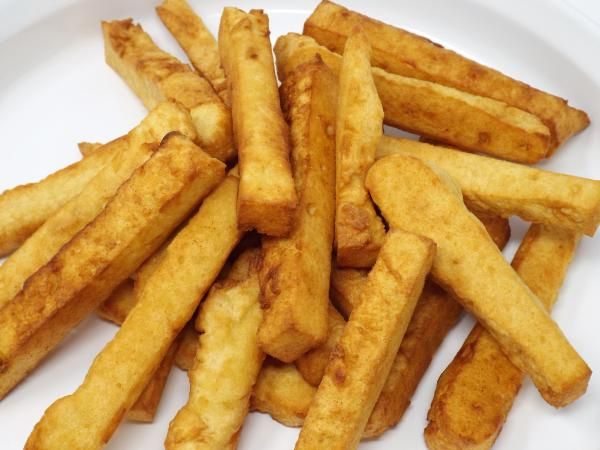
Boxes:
[296,230,435,450]
[0,138,123,258]
[274,33,551,164]
[334,31,385,267]
[377,136,600,236]
[295,305,346,386]
[219,8,297,236]
[175,323,199,371]
[0,102,196,310]
[77,141,103,157]
[251,359,316,428]
[425,225,581,450]
[156,0,229,104]
[304,0,589,152]
[257,58,336,361]
[26,169,242,449]
[96,279,136,324]
[366,155,591,407]
[0,134,225,400]
[329,266,367,319]
[166,249,264,450]
[102,19,234,162]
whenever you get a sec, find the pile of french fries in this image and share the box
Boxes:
[1,1,599,449]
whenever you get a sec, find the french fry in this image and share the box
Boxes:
[328,213,509,438]
[156,0,229,104]
[96,279,136,324]
[175,323,199,371]
[376,136,600,236]
[77,141,103,157]
[366,155,591,407]
[0,102,197,310]
[295,305,346,386]
[166,249,264,450]
[26,169,243,449]
[219,8,297,236]
[304,0,589,152]
[334,31,385,267]
[251,359,317,428]
[257,58,336,361]
[425,225,581,450]
[274,33,551,164]
[296,230,434,450]
[0,133,225,400]
[0,137,123,258]
[102,19,234,162]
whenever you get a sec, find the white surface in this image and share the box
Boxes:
[0,0,599,449]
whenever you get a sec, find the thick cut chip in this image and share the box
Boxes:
[295,230,435,450]
[96,279,136,324]
[219,8,297,236]
[77,141,103,157]
[0,102,196,310]
[0,138,122,257]
[26,169,242,449]
[334,31,385,267]
[304,0,589,152]
[274,33,551,164]
[166,249,264,450]
[366,155,591,407]
[376,136,600,236]
[425,225,581,450]
[102,19,234,162]
[156,0,229,104]
[0,133,225,400]
[251,359,316,428]
[257,58,336,361]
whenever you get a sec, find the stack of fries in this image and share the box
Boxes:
[1,1,599,449]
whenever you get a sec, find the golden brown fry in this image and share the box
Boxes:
[0,102,197,310]
[175,323,199,371]
[0,138,123,258]
[296,230,435,450]
[219,8,297,236]
[304,0,589,152]
[102,19,234,162]
[156,0,229,104]
[26,169,242,449]
[425,225,581,450]
[251,359,317,428]
[274,33,551,164]
[376,136,600,236]
[1,134,225,400]
[329,266,367,319]
[128,335,180,423]
[166,249,264,450]
[295,305,346,386]
[77,141,103,157]
[257,58,336,361]
[366,155,591,407]
[334,31,385,267]
[96,279,136,324]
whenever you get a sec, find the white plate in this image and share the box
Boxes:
[1,1,599,449]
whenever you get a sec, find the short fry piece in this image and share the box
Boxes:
[251,360,316,428]
[376,136,600,236]
[366,155,591,407]
[156,0,229,104]
[0,138,122,258]
[334,31,385,267]
[96,279,137,324]
[257,58,336,361]
[295,230,435,450]
[1,134,225,400]
[304,0,589,152]
[0,102,196,310]
[26,170,242,449]
[295,305,346,386]
[77,141,103,157]
[166,249,264,450]
[102,19,234,162]
[219,8,297,236]
[175,323,199,371]
[425,225,581,450]
[274,33,551,164]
